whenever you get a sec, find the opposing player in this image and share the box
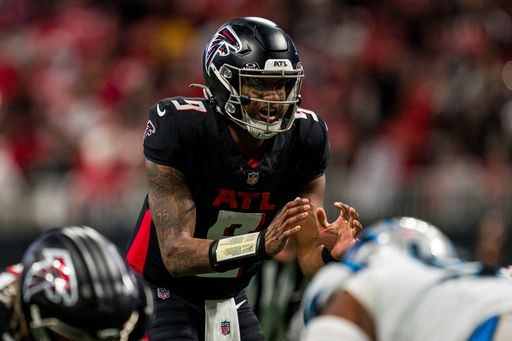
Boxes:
[126,16,362,340]
[0,226,153,341]
[301,217,512,341]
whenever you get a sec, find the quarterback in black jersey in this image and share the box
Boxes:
[126,17,362,341]
[0,226,152,341]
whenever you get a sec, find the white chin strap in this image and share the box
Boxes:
[225,98,295,140]
[245,116,283,139]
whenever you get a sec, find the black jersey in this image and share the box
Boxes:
[127,96,330,300]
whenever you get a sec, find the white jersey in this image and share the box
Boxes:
[344,247,512,341]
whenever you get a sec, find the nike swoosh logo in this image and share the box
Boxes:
[236,299,246,310]
[157,103,166,117]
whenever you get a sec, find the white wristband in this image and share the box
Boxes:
[215,232,259,261]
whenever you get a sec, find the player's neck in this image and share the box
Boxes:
[228,124,272,158]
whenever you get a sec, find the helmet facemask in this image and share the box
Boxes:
[212,62,303,140]
[202,17,305,139]
[27,304,139,341]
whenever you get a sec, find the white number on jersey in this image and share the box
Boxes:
[295,108,318,121]
[170,99,207,112]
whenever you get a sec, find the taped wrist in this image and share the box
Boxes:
[321,246,336,264]
[209,230,268,272]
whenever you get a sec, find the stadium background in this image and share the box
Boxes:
[0,0,511,338]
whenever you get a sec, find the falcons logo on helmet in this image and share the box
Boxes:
[205,25,242,75]
[23,248,79,307]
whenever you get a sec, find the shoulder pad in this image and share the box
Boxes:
[302,263,352,324]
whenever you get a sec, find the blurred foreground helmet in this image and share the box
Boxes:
[20,226,153,341]
[202,16,304,139]
[344,217,458,268]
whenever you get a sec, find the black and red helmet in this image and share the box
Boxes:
[202,17,304,139]
[20,226,153,341]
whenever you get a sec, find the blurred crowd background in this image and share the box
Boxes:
[1,0,512,305]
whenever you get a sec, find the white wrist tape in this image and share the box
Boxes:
[209,230,267,272]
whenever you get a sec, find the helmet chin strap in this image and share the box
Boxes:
[244,113,282,140]
[238,95,280,139]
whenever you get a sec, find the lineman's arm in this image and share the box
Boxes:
[145,159,309,277]
[301,291,374,341]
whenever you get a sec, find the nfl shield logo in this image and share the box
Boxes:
[247,171,259,186]
[157,288,170,300]
[220,321,231,336]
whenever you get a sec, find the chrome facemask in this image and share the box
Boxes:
[215,61,304,139]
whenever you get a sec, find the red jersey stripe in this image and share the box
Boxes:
[126,209,152,275]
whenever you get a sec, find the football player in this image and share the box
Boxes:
[301,217,512,341]
[126,16,362,340]
[0,226,153,341]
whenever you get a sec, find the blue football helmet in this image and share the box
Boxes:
[344,216,458,269]
[303,217,458,325]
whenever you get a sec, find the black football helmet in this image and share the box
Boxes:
[202,17,304,139]
[20,226,153,341]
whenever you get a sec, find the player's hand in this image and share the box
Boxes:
[264,197,310,257]
[316,202,362,259]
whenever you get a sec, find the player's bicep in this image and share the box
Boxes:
[145,159,196,241]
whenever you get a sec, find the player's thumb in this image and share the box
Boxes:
[315,207,329,228]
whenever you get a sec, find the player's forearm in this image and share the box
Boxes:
[294,201,327,278]
[149,192,213,277]
[297,244,326,278]
[158,232,213,277]
[146,160,213,277]
[157,222,269,277]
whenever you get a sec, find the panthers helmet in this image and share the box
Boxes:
[202,17,304,139]
[20,226,153,341]
[344,217,458,269]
